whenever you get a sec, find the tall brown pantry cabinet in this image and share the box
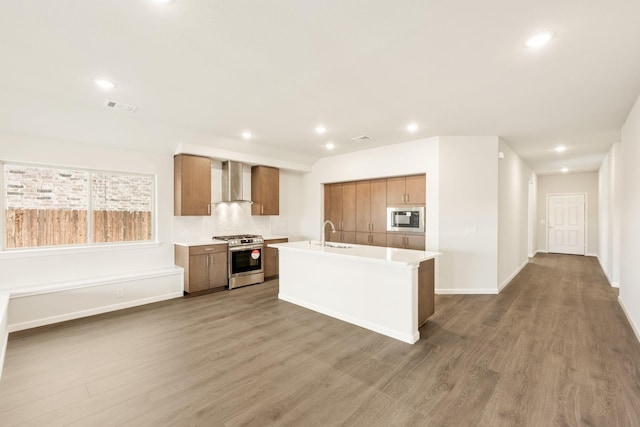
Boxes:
[355,179,387,246]
[324,182,356,243]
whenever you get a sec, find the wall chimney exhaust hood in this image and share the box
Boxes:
[221,160,252,203]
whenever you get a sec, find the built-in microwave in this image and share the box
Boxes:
[387,206,425,233]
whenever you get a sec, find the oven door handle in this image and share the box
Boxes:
[229,244,264,252]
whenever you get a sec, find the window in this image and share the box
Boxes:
[2,163,154,249]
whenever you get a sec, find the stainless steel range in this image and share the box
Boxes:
[213,234,264,289]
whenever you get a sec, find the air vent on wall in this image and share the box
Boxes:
[351,135,373,142]
[105,100,137,113]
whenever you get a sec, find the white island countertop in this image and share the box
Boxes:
[269,240,440,267]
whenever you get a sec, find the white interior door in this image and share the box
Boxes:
[547,194,585,255]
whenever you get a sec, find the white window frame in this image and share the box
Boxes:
[1,161,157,251]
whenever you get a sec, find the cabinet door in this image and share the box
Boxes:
[370,232,388,247]
[342,182,356,232]
[263,246,278,278]
[188,254,210,292]
[405,234,425,250]
[251,166,279,215]
[370,179,387,232]
[174,154,211,216]
[405,175,426,205]
[340,231,356,244]
[209,252,228,288]
[386,177,406,205]
[386,233,405,249]
[263,239,287,278]
[355,232,370,245]
[355,181,371,233]
[329,184,343,230]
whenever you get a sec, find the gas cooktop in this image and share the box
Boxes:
[213,234,264,246]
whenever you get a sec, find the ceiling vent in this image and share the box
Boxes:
[104,100,137,113]
[351,135,373,142]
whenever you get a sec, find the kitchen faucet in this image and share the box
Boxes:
[321,220,336,247]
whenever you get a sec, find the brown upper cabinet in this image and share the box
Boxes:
[387,175,426,205]
[251,166,279,215]
[174,154,212,216]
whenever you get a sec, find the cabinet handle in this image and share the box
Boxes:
[207,204,211,214]
[261,205,264,214]
[205,248,215,251]
[206,256,209,266]
[406,193,409,203]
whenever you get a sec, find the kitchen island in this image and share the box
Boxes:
[268,240,440,344]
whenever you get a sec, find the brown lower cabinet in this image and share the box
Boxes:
[175,244,228,294]
[418,259,435,326]
[355,232,387,246]
[263,238,288,279]
[387,233,425,250]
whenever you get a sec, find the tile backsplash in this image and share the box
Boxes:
[173,202,273,241]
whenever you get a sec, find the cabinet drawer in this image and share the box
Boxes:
[189,244,227,256]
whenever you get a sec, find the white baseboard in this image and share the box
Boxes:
[594,255,620,288]
[499,260,529,292]
[618,296,640,344]
[585,252,598,257]
[435,288,499,295]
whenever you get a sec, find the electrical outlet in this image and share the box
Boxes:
[116,287,124,298]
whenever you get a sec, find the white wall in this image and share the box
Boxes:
[498,139,536,290]
[438,136,499,293]
[620,93,640,340]
[536,172,599,255]
[0,132,175,287]
[598,143,621,287]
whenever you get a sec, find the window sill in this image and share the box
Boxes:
[0,241,162,259]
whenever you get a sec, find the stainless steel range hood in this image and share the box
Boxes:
[221,160,252,203]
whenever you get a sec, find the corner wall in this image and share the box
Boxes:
[498,140,536,290]
[438,136,499,293]
[620,93,640,341]
[598,143,621,287]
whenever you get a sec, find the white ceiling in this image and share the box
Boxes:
[1,0,640,174]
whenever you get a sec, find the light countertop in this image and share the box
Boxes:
[173,240,228,247]
[174,235,288,247]
[268,240,440,267]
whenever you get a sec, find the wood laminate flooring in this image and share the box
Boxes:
[1,254,639,426]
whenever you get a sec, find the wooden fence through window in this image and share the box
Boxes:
[4,209,152,248]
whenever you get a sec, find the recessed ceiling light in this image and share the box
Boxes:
[555,145,566,153]
[316,125,326,134]
[407,123,418,133]
[325,142,335,150]
[525,32,554,48]
[242,131,252,140]
[94,79,116,90]
[154,0,174,4]
[561,166,569,173]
